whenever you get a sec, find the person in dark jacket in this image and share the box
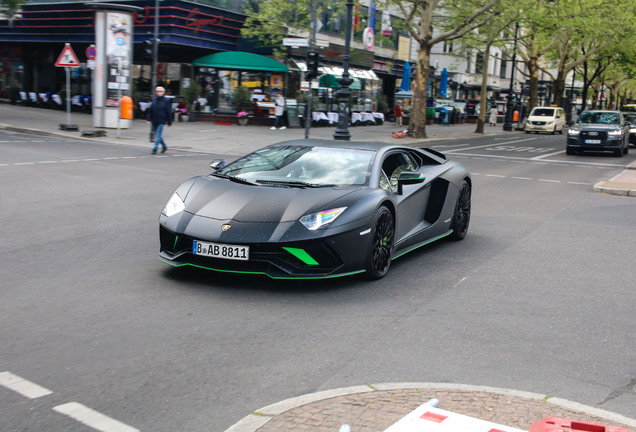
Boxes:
[146,86,172,154]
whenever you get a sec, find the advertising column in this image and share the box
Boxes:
[93,10,133,128]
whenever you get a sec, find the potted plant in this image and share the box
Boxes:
[232,85,252,124]
[182,80,202,122]
[236,110,249,126]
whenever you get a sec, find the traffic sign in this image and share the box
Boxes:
[86,45,96,60]
[55,43,81,68]
[363,27,375,51]
[283,38,309,47]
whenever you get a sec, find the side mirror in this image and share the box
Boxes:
[210,159,227,170]
[397,171,425,194]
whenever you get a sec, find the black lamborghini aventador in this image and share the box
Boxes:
[159,139,471,279]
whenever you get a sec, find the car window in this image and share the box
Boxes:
[579,112,620,124]
[216,145,375,186]
[531,108,554,117]
[380,151,417,193]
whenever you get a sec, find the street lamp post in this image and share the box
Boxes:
[503,22,519,132]
[333,0,354,141]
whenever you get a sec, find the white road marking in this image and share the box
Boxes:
[444,138,538,153]
[531,149,566,159]
[512,177,533,180]
[538,179,562,183]
[0,371,53,399]
[54,403,140,432]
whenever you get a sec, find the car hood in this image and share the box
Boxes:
[183,176,359,223]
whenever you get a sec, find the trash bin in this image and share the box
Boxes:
[530,417,630,432]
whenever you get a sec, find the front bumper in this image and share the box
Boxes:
[158,224,370,279]
[567,132,623,152]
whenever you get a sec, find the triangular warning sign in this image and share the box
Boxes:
[55,44,81,68]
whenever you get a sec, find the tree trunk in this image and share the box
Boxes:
[527,56,539,112]
[552,67,567,108]
[411,44,430,139]
[475,42,493,134]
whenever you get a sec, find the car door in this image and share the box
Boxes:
[379,150,431,246]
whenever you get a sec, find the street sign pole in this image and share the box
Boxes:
[65,67,72,126]
[55,43,81,131]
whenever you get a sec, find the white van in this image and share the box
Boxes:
[524,107,566,134]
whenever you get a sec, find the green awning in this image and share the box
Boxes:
[318,74,361,90]
[192,51,289,72]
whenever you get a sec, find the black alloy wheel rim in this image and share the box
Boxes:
[372,210,394,274]
[454,183,471,237]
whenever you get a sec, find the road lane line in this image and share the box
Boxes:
[512,177,533,180]
[54,402,140,432]
[531,149,566,159]
[444,138,538,153]
[538,179,561,183]
[0,371,53,399]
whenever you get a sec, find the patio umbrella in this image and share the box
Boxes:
[399,61,411,92]
[439,67,448,98]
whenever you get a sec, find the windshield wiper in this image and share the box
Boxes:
[256,179,334,188]
[212,173,259,185]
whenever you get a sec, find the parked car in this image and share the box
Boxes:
[621,112,636,146]
[524,106,566,134]
[566,110,629,157]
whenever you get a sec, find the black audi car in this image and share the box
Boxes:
[566,110,630,156]
[158,139,471,280]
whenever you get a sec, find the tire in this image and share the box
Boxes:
[364,206,394,280]
[614,148,623,157]
[550,126,556,135]
[566,147,576,155]
[449,180,471,241]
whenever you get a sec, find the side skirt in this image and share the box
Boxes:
[391,230,453,261]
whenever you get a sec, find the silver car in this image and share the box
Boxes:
[566,110,630,157]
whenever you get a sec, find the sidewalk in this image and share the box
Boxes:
[225,383,636,432]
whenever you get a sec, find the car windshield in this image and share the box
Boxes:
[215,145,375,186]
[623,113,636,123]
[578,112,620,124]
[531,108,554,116]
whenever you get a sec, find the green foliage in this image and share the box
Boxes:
[182,80,202,107]
[377,94,388,113]
[232,85,253,111]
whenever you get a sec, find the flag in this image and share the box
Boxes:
[369,0,376,33]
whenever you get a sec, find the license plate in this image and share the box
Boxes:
[585,139,601,144]
[193,240,249,261]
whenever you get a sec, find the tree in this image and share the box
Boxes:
[387,0,502,138]
[0,0,24,27]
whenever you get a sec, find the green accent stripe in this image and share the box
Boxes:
[392,230,453,260]
[158,257,363,280]
[281,247,319,265]
[173,236,179,250]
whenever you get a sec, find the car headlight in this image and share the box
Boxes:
[163,192,186,217]
[568,128,579,135]
[546,120,554,125]
[607,130,622,136]
[299,207,347,230]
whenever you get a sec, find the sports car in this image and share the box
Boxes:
[159,139,471,279]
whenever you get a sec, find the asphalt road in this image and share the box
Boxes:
[1,130,635,432]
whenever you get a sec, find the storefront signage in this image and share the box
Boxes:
[186,8,225,33]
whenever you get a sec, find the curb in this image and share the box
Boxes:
[224,383,636,432]
[593,160,636,196]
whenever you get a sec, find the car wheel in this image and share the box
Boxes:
[449,180,471,241]
[566,147,576,155]
[550,126,556,135]
[614,148,623,157]
[364,206,394,280]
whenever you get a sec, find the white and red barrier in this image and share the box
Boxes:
[383,398,527,432]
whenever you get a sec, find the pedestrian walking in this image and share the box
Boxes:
[146,86,172,154]
[489,106,498,126]
[394,102,403,126]
[271,91,287,130]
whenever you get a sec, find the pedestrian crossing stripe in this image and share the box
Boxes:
[55,43,81,68]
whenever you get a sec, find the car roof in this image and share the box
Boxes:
[270,138,412,153]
